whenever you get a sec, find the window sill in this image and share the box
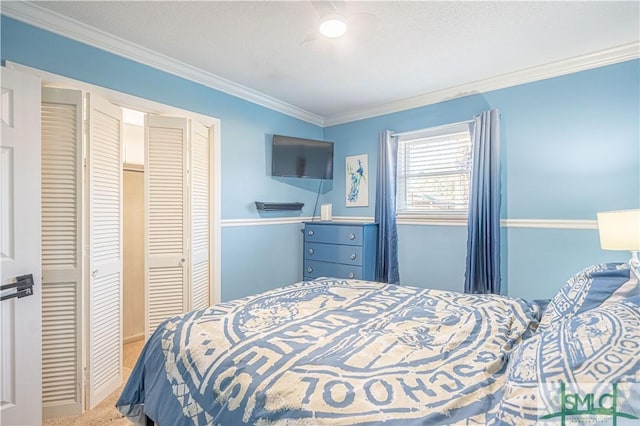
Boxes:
[396,214,468,226]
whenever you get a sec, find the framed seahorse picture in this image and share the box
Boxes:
[345,154,368,207]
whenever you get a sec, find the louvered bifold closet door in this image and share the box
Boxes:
[190,122,211,310]
[86,94,123,409]
[145,115,188,337]
[41,88,83,418]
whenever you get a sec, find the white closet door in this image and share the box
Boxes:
[190,122,211,310]
[40,88,83,418]
[145,115,188,337]
[86,94,123,409]
[1,65,42,426]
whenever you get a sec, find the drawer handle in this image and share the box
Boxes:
[348,233,356,240]
[308,248,315,255]
[350,253,357,260]
[348,272,355,279]
[308,230,314,236]
[307,266,313,273]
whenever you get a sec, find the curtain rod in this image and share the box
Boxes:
[391,119,474,138]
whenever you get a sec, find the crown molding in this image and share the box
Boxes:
[4,2,637,129]
[1,1,325,127]
[324,42,640,126]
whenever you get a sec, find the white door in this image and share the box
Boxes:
[85,94,123,409]
[145,115,188,337]
[0,68,42,425]
[41,87,83,418]
[190,122,211,310]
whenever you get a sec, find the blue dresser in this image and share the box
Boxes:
[302,222,378,281]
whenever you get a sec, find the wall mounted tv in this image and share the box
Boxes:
[271,135,334,179]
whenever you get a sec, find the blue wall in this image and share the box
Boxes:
[325,60,639,299]
[3,16,638,301]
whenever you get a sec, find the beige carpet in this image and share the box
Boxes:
[43,339,145,426]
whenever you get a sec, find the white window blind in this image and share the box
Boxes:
[397,121,472,218]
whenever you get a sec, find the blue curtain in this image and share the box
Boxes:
[375,130,400,284]
[464,109,501,294]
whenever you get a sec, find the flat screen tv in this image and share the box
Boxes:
[271,135,334,179]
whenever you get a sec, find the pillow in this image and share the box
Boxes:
[537,262,638,333]
[488,299,640,425]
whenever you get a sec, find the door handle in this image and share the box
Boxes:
[91,270,98,278]
[178,257,186,266]
[1,274,34,302]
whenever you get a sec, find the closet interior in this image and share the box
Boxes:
[122,108,145,344]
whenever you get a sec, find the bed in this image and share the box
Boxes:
[117,263,639,425]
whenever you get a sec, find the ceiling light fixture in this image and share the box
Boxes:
[319,15,347,38]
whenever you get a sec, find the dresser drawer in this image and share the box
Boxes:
[304,260,363,280]
[304,242,363,266]
[304,224,363,246]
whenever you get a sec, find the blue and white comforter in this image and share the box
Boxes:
[117,278,539,425]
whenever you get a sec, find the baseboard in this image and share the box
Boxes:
[123,333,145,344]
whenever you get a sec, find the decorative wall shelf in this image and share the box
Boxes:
[255,201,304,211]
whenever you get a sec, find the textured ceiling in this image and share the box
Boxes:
[26,1,640,123]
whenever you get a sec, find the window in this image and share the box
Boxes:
[396,121,472,220]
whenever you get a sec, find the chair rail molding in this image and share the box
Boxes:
[501,218,598,230]
[222,217,597,229]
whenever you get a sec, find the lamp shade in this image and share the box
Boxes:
[597,209,640,251]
